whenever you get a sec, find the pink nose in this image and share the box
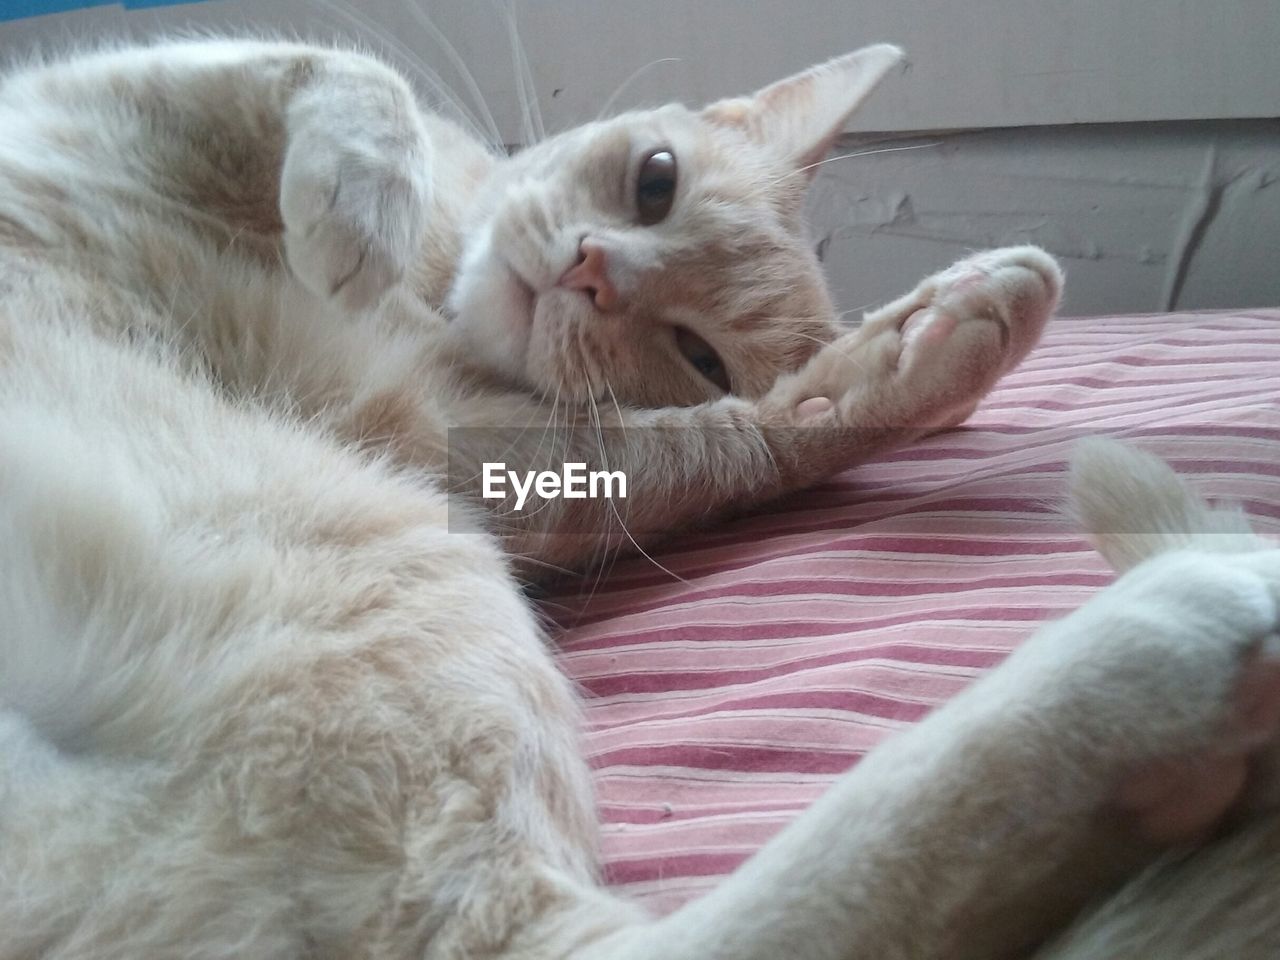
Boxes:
[557,240,619,312]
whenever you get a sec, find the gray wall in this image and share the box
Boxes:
[3,1,1278,316]
[811,121,1280,317]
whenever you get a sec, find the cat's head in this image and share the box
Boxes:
[445,44,903,407]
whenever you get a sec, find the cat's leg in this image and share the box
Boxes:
[1025,440,1280,958]
[563,548,1280,960]
[450,245,1060,571]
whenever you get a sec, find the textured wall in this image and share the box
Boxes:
[2,2,1278,315]
[810,121,1280,317]
[7,0,1277,135]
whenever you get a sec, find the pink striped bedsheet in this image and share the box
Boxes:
[546,308,1280,915]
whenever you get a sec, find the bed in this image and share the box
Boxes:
[545,307,1280,914]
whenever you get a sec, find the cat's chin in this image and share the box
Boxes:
[504,268,538,331]
[448,257,604,401]
[445,258,540,379]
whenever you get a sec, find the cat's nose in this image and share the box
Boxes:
[557,240,619,312]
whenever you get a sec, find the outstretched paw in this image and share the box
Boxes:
[776,245,1062,430]
[890,245,1062,373]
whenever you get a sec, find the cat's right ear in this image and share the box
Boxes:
[702,44,904,180]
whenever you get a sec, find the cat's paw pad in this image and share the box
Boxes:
[785,246,1061,430]
[888,246,1061,418]
[280,137,430,313]
[917,245,1060,359]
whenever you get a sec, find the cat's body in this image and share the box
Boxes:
[1,37,1278,960]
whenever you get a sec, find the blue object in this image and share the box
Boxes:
[1,0,210,23]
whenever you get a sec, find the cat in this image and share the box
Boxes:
[0,36,1277,960]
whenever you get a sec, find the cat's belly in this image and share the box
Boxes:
[0,299,452,740]
[0,296,601,954]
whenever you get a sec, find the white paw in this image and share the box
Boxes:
[280,128,431,313]
[1024,550,1280,842]
[775,246,1061,430]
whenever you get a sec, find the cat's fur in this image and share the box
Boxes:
[0,38,1277,960]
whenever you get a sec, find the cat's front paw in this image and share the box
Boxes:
[876,244,1062,377]
[280,119,431,312]
[1022,549,1280,844]
[776,245,1062,430]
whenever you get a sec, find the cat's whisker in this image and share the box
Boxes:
[317,0,500,147]
[542,389,560,477]
[583,373,688,587]
[768,140,944,189]
[749,307,859,324]
[514,390,567,523]
[847,301,885,317]
[815,338,872,374]
[750,319,872,375]
[464,385,567,495]
[749,309,866,346]
[600,380,636,564]
[787,329,841,350]
[512,570,571,602]
[528,389,558,469]
[574,380,631,609]
[832,307,872,330]
[581,381,618,588]
[398,0,505,146]
[725,139,947,208]
[596,57,683,121]
[501,2,545,145]
[448,392,547,491]
[399,0,504,148]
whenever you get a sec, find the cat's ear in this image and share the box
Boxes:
[702,44,904,179]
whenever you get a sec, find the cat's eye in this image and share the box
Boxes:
[674,327,730,393]
[635,148,678,225]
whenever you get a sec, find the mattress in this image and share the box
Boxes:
[545,307,1280,915]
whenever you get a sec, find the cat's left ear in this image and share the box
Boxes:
[702,44,904,179]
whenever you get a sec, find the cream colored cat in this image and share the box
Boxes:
[0,38,1278,960]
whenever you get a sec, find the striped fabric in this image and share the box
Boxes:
[547,308,1280,915]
